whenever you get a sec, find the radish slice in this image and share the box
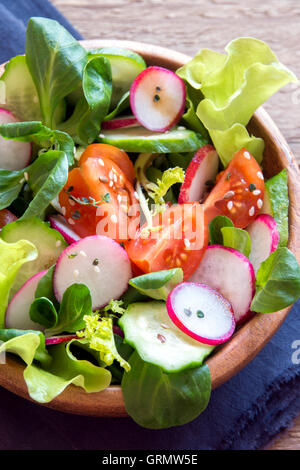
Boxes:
[247,214,279,273]
[49,215,81,245]
[6,270,47,330]
[53,235,132,310]
[0,108,32,170]
[45,335,78,346]
[189,245,255,325]
[102,115,138,130]
[130,66,186,132]
[166,282,235,345]
[179,144,219,204]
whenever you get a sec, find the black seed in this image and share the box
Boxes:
[153,94,160,102]
[67,186,74,193]
[156,86,161,92]
[197,310,205,318]
[93,258,99,266]
[72,210,81,219]
[249,183,256,192]
[184,307,192,317]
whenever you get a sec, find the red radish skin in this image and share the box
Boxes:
[247,214,279,274]
[49,215,81,245]
[166,282,235,345]
[45,335,78,346]
[113,325,124,338]
[189,245,256,325]
[179,145,219,204]
[101,116,138,130]
[0,209,17,229]
[130,66,186,132]
[6,270,47,330]
[53,235,132,310]
[0,108,32,170]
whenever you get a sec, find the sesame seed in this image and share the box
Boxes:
[184,238,191,248]
[62,207,66,216]
[94,265,100,273]
[55,240,62,247]
[109,180,114,187]
[99,176,108,183]
[113,173,117,182]
[117,195,122,203]
[224,190,235,199]
[241,178,246,184]
[257,199,263,209]
[99,133,105,138]
[73,269,79,278]
[253,189,261,196]
[79,250,87,257]
[249,206,255,216]
[110,214,118,223]
[68,218,75,225]
[257,171,264,180]
[134,191,139,201]
[24,172,29,181]
[98,159,105,166]
[227,201,234,210]
[243,151,251,160]
[161,323,169,329]
[109,170,114,179]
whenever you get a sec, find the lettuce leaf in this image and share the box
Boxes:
[0,332,111,403]
[0,239,37,327]
[177,38,297,166]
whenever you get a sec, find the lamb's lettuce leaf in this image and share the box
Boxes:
[25,17,87,129]
[59,56,112,145]
[129,268,183,301]
[209,215,234,245]
[177,38,297,166]
[0,239,37,327]
[122,351,211,429]
[251,247,300,313]
[221,227,251,257]
[0,329,51,366]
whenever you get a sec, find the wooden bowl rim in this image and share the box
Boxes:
[0,39,299,418]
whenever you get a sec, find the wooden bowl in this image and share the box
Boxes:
[0,40,300,417]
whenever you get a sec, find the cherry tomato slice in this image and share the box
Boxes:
[79,144,135,184]
[126,202,208,281]
[203,148,264,228]
[59,157,139,242]
[0,209,17,229]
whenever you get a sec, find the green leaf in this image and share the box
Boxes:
[0,121,74,165]
[47,284,92,335]
[221,226,251,257]
[60,56,112,145]
[263,169,289,247]
[0,329,51,366]
[181,85,209,139]
[209,215,234,245]
[35,265,57,305]
[251,248,300,313]
[107,334,134,383]
[177,38,297,166]
[0,168,25,210]
[0,239,37,327]
[29,297,58,329]
[103,91,130,121]
[22,150,68,219]
[122,351,211,429]
[25,17,87,128]
[129,268,183,301]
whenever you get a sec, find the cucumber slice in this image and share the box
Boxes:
[1,217,68,296]
[89,48,146,108]
[119,301,214,373]
[262,169,289,247]
[0,56,66,124]
[99,126,207,153]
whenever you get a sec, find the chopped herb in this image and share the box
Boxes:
[66,185,74,193]
[197,310,205,318]
[68,253,78,259]
[226,172,231,181]
[102,192,110,203]
[93,258,99,266]
[249,183,256,192]
[72,210,81,219]
[66,194,110,207]
[184,307,192,317]
[153,94,160,102]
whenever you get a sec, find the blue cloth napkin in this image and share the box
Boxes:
[0,0,300,451]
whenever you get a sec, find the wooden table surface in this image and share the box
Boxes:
[52,0,300,450]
